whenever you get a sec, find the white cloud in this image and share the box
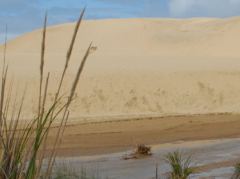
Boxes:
[169,0,240,17]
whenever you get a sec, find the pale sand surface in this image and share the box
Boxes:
[1,18,240,119]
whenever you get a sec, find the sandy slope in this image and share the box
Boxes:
[1,17,240,119]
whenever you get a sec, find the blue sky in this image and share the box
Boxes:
[1,0,240,43]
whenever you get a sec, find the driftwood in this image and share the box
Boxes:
[123,144,152,160]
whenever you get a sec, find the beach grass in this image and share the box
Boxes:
[165,150,194,179]
[0,8,91,179]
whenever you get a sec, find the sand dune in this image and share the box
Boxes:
[1,17,240,120]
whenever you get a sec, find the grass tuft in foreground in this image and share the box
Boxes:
[165,150,194,179]
[0,8,92,179]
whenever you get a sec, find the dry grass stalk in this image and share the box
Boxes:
[46,43,92,176]
[38,12,48,119]
[54,7,86,103]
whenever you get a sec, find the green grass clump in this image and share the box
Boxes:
[165,150,194,179]
[232,163,240,179]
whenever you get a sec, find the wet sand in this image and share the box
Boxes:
[53,138,240,178]
[47,113,240,156]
